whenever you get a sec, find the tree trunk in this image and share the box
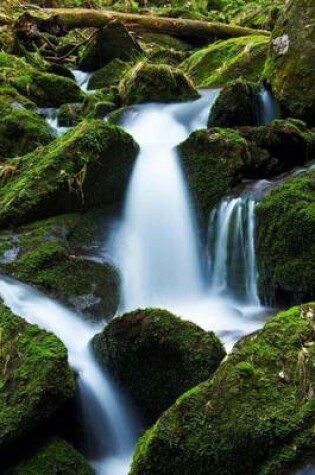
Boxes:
[17,8,269,45]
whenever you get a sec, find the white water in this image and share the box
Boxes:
[38,107,70,137]
[259,88,278,125]
[72,70,93,93]
[0,276,137,475]
[112,91,265,350]
[208,197,259,305]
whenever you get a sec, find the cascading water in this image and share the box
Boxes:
[0,276,137,475]
[259,88,278,125]
[208,197,259,305]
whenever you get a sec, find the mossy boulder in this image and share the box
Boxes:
[0,91,54,158]
[0,120,139,227]
[0,213,120,321]
[241,119,315,178]
[80,89,119,119]
[57,103,82,127]
[131,303,315,475]
[0,302,75,454]
[92,308,225,423]
[256,172,315,305]
[79,20,142,72]
[182,35,269,88]
[208,79,260,127]
[178,128,249,219]
[119,62,199,105]
[3,438,93,475]
[87,59,129,90]
[264,0,315,124]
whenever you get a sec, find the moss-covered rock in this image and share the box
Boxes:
[80,89,119,118]
[57,103,82,127]
[119,62,199,105]
[208,79,260,127]
[0,302,75,454]
[3,438,93,475]
[264,0,315,124]
[0,213,120,321]
[182,35,269,88]
[0,120,139,227]
[256,172,315,305]
[93,308,225,423]
[0,91,54,158]
[131,303,315,475]
[79,20,142,72]
[87,58,129,90]
[241,119,315,178]
[178,128,249,219]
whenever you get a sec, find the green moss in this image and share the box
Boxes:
[178,128,249,220]
[182,35,269,88]
[57,103,82,127]
[0,120,139,228]
[87,58,129,90]
[256,172,315,304]
[119,61,199,105]
[131,303,315,475]
[264,0,315,124]
[4,438,93,475]
[0,213,121,320]
[93,308,225,423]
[0,302,75,454]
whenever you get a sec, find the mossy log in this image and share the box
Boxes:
[16,9,270,45]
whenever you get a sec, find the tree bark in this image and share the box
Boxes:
[19,8,269,45]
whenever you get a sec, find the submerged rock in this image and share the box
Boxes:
[0,120,139,227]
[119,62,200,105]
[256,172,315,305]
[3,437,93,475]
[0,213,120,321]
[92,308,225,423]
[130,303,315,475]
[0,301,75,455]
[264,0,315,124]
[208,79,260,128]
[79,20,142,72]
[182,34,269,88]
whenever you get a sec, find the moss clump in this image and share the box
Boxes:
[182,35,269,88]
[178,128,249,220]
[3,438,93,475]
[79,20,142,72]
[264,0,315,124]
[131,303,315,475]
[0,213,121,320]
[256,172,315,305]
[87,58,129,90]
[92,308,225,423]
[0,97,54,158]
[0,120,139,228]
[0,302,75,454]
[208,79,260,127]
[80,89,119,118]
[57,103,82,127]
[119,62,200,105]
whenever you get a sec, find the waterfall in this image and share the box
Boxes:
[0,276,137,475]
[208,197,259,305]
[115,91,220,313]
[259,88,278,125]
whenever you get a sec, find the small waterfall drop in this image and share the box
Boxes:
[0,276,137,475]
[115,91,219,313]
[208,197,259,305]
[259,88,278,125]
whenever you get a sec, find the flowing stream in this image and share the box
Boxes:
[0,86,281,474]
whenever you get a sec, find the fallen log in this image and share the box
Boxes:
[18,8,269,45]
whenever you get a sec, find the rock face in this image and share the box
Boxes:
[256,172,315,305]
[131,303,315,475]
[0,120,139,228]
[119,62,199,105]
[0,302,75,455]
[3,438,93,475]
[265,0,315,124]
[178,128,249,220]
[79,21,142,72]
[182,35,269,88]
[92,308,225,423]
[0,213,121,321]
[208,79,260,128]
